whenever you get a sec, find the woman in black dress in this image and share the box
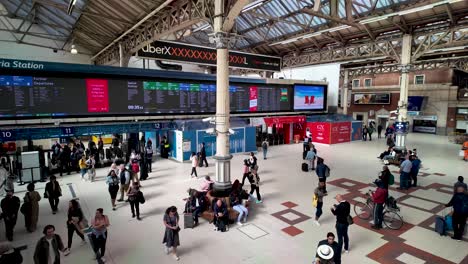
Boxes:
[163,206,180,261]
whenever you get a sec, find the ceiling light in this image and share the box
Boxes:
[242,0,266,13]
[70,45,78,54]
[328,25,352,32]
[425,46,467,53]
[270,24,352,46]
[359,14,396,24]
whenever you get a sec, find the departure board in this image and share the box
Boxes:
[0,75,294,118]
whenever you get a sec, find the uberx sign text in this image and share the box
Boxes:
[137,40,281,71]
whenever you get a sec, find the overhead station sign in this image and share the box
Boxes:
[137,40,282,72]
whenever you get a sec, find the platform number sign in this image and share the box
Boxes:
[0,130,16,141]
[61,127,75,136]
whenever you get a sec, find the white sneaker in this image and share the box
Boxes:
[100,256,106,262]
[345,250,349,254]
[164,246,170,255]
[64,248,70,256]
[237,222,243,226]
[80,239,87,245]
[314,220,320,226]
[213,227,218,231]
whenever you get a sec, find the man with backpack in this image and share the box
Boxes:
[445,186,468,241]
[316,157,330,195]
[261,139,268,160]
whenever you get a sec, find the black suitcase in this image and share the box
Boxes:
[302,151,307,160]
[301,163,308,172]
[105,148,111,160]
[184,213,194,229]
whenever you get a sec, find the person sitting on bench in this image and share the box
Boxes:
[213,199,229,232]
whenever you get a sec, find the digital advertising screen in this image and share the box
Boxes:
[293,84,326,111]
[353,93,390,105]
[0,74,293,119]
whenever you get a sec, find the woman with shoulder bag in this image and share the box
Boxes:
[106,170,120,211]
[163,206,180,261]
[127,182,142,220]
[63,200,86,256]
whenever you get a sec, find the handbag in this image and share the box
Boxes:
[137,191,145,204]
[460,150,465,157]
[347,215,354,225]
[20,193,31,215]
[312,194,318,208]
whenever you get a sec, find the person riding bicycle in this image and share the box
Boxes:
[371,181,388,230]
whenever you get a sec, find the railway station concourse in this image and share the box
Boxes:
[0,0,467,264]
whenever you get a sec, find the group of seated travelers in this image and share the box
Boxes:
[184,157,260,232]
[378,147,418,165]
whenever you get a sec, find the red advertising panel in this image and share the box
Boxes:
[249,86,258,112]
[264,116,306,127]
[330,122,351,144]
[86,79,109,112]
[307,122,331,144]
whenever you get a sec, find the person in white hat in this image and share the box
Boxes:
[316,232,341,264]
[316,244,334,264]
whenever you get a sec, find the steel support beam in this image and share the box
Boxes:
[94,0,214,65]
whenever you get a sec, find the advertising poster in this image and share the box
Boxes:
[249,86,258,112]
[86,79,109,112]
[293,85,326,110]
[353,93,390,104]
[308,122,331,144]
[330,122,351,144]
[351,121,362,141]
[413,116,437,134]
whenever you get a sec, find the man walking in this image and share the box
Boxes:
[410,155,421,187]
[398,155,412,190]
[1,189,20,241]
[261,138,269,160]
[33,225,67,264]
[200,142,208,167]
[377,124,383,139]
[118,164,131,202]
[331,194,351,254]
[44,175,62,214]
[316,157,329,194]
[445,186,468,241]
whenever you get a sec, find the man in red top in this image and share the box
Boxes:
[371,182,388,230]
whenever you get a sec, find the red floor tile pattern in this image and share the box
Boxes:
[281,201,298,208]
[327,177,468,264]
[367,241,457,264]
[281,226,304,237]
[272,201,311,237]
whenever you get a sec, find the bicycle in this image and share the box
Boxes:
[353,190,404,230]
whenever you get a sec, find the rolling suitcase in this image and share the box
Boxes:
[302,151,307,160]
[301,163,309,172]
[434,216,446,236]
[184,212,194,229]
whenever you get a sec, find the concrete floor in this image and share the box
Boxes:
[1,133,467,264]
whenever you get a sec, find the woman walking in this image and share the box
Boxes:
[64,200,86,255]
[79,156,88,181]
[127,181,142,220]
[163,206,180,261]
[89,208,110,262]
[240,159,250,187]
[106,170,120,211]
[248,169,262,204]
[23,183,41,232]
[314,181,326,226]
[44,175,62,214]
[190,152,198,178]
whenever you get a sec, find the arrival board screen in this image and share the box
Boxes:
[0,75,292,118]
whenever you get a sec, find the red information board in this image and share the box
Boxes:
[308,122,331,144]
[330,122,351,144]
[86,79,109,112]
